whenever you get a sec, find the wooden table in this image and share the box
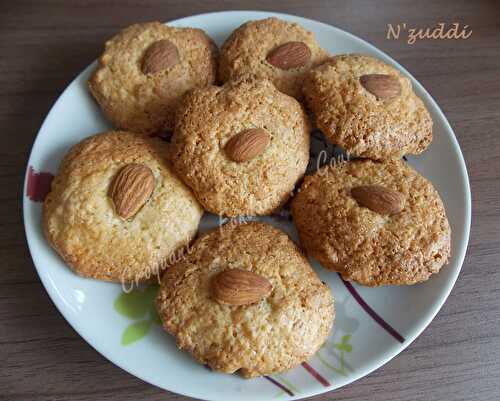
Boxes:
[1,1,499,400]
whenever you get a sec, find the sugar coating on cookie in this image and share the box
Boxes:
[156,222,334,377]
[291,159,450,286]
[171,77,311,216]
[88,22,218,135]
[303,54,433,159]
[219,17,329,99]
[43,131,203,283]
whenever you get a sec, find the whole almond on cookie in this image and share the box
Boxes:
[225,128,270,162]
[359,74,401,100]
[351,185,404,215]
[212,269,273,306]
[266,41,311,70]
[109,163,155,219]
[142,39,179,74]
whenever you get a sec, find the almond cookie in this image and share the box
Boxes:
[291,159,451,286]
[43,131,203,283]
[156,221,334,377]
[171,77,311,216]
[303,54,433,159]
[88,22,218,135]
[219,17,329,99]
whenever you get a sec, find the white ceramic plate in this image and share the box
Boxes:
[23,10,471,401]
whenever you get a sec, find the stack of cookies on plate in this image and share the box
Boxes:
[43,18,451,378]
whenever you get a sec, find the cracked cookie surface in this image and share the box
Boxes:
[156,221,334,377]
[219,17,329,99]
[291,159,450,286]
[89,22,218,135]
[171,77,311,216]
[43,131,203,283]
[303,54,432,159]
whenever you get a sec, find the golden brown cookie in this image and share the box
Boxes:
[88,22,218,135]
[303,54,433,159]
[171,76,311,217]
[156,221,334,377]
[219,17,329,99]
[291,159,451,286]
[43,131,203,283]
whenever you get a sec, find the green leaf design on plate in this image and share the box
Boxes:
[150,303,162,325]
[335,343,352,353]
[336,334,352,352]
[341,334,352,344]
[317,332,353,375]
[144,284,159,298]
[121,319,152,345]
[114,285,159,319]
[114,285,160,346]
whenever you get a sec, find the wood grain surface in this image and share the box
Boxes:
[1,1,499,400]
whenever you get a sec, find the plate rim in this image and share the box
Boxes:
[22,10,472,401]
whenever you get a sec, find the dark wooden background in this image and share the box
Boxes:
[1,1,499,400]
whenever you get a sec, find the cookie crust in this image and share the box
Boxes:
[303,54,433,159]
[171,77,311,216]
[219,17,329,99]
[43,131,203,283]
[156,222,334,377]
[291,159,451,286]
[88,22,218,135]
